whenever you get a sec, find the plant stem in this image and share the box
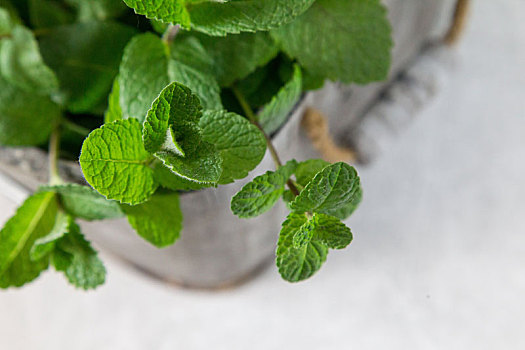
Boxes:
[48,123,63,186]
[62,119,90,137]
[162,24,180,44]
[231,86,300,197]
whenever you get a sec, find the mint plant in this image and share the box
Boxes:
[0,0,392,288]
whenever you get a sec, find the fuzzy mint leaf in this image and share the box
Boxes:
[276,212,328,282]
[79,119,158,205]
[0,25,59,94]
[309,213,353,249]
[121,192,182,248]
[123,0,315,36]
[143,82,222,184]
[290,162,361,216]
[271,0,393,84]
[200,110,266,184]
[40,183,124,221]
[39,22,137,113]
[231,160,297,218]
[153,161,209,191]
[0,76,61,146]
[0,192,58,288]
[118,33,221,122]
[258,64,302,135]
[52,221,106,290]
[0,6,19,35]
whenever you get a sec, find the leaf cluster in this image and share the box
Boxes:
[0,0,392,288]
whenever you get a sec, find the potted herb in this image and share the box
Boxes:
[0,0,463,289]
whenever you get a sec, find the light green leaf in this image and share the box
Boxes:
[309,213,352,249]
[290,162,361,216]
[53,222,106,290]
[122,192,182,248]
[40,183,125,221]
[142,82,202,154]
[155,129,222,184]
[30,211,71,261]
[104,78,123,123]
[200,110,266,184]
[271,0,393,84]
[79,119,158,205]
[0,75,61,146]
[143,82,222,184]
[119,33,221,122]
[231,160,297,218]
[193,32,279,87]
[122,0,190,28]
[276,212,328,282]
[153,162,208,191]
[328,185,362,220]
[189,0,316,36]
[258,64,302,134]
[294,159,329,186]
[0,192,57,288]
[0,25,59,94]
[123,0,315,35]
[39,22,136,113]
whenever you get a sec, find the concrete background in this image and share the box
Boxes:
[0,0,524,349]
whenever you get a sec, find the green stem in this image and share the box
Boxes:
[232,86,300,197]
[48,122,63,186]
[62,119,90,137]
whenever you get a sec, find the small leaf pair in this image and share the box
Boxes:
[232,160,362,282]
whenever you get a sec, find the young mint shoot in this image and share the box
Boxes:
[0,0,392,289]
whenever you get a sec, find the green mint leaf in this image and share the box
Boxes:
[79,119,158,205]
[154,128,222,184]
[123,0,315,35]
[119,33,221,122]
[40,183,125,221]
[143,82,202,154]
[39,22,136,113]
[0,76,61,146]
[271,0,393,83]
[231,160,297,218]
[200,110,266,184]
[53,221,106,290]
[104,77,123,123]
[28,0,73,29]
[30,211,71,261]
[193,32,279,87]
[0,192,57,288]
[143,82,222,184]
[309,213,353,249]
[0,25,59,94]
[294,159,330,187]
[276,212,328,282]
[258,64,302,134]
[153,162,209,191]
[122,192,183,248]
[327,185,363,220]
[122,0,190,28]
[189,0,316,36]
[167,55,222,110]
[65,0,127,22]
[290,162,361,216]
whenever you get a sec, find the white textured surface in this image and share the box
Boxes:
[1,1,524,349]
